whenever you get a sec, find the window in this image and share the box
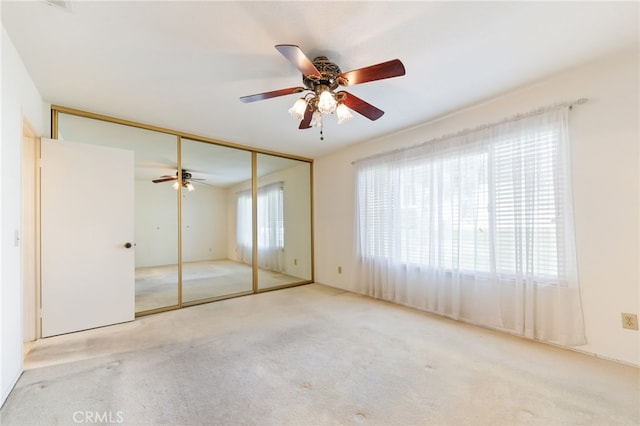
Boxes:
[355,107,585,345]
[358,128,564,280]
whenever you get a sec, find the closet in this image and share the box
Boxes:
[44,106,312,328]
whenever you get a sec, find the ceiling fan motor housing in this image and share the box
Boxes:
[303,56,342,91]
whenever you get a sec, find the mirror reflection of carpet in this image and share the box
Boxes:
[135,260,302,312]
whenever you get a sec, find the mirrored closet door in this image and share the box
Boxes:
[52,106,313,320]
[256,154,312,290]
[180,139,253,304]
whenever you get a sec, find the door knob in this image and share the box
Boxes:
[124,242,133,249]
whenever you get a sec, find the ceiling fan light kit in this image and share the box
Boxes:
[240,44,405,139]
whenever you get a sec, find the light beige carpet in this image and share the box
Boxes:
[2,284,638,425]
[135,259,304,312]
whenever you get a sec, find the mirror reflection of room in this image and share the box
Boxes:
[256,154,312,289]
[178,139,253,304]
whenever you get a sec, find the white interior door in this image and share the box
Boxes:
[41,138,135,337]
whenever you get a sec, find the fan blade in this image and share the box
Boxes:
[152,176,177,183]
[341,92,385,121]
[240,86,305,103]
[338,59,405,86]
[299,103,314,129]
[275,44,322,78]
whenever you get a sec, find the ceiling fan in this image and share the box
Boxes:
[152,170,205,192]
[240,44,406,138]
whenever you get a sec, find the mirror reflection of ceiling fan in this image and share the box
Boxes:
[240,44,406,139]
[152,170,205,192]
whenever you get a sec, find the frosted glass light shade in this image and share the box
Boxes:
[336,103,353,124]
[317,90,337,114]
[288,98,308,120]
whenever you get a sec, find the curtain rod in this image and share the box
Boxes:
[351,98,588,165]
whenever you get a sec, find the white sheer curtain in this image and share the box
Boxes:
[355,107,586,346]
[236,183,284,271]
[236,189,252,264]
[257,182,284,272]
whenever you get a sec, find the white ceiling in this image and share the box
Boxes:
[2,1,638,159]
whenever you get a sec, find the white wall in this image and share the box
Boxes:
[1,26,46,405]
[181,183,228,262]
[314,49,639,366]
[134,179,228,268]
[134,179,179,267]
